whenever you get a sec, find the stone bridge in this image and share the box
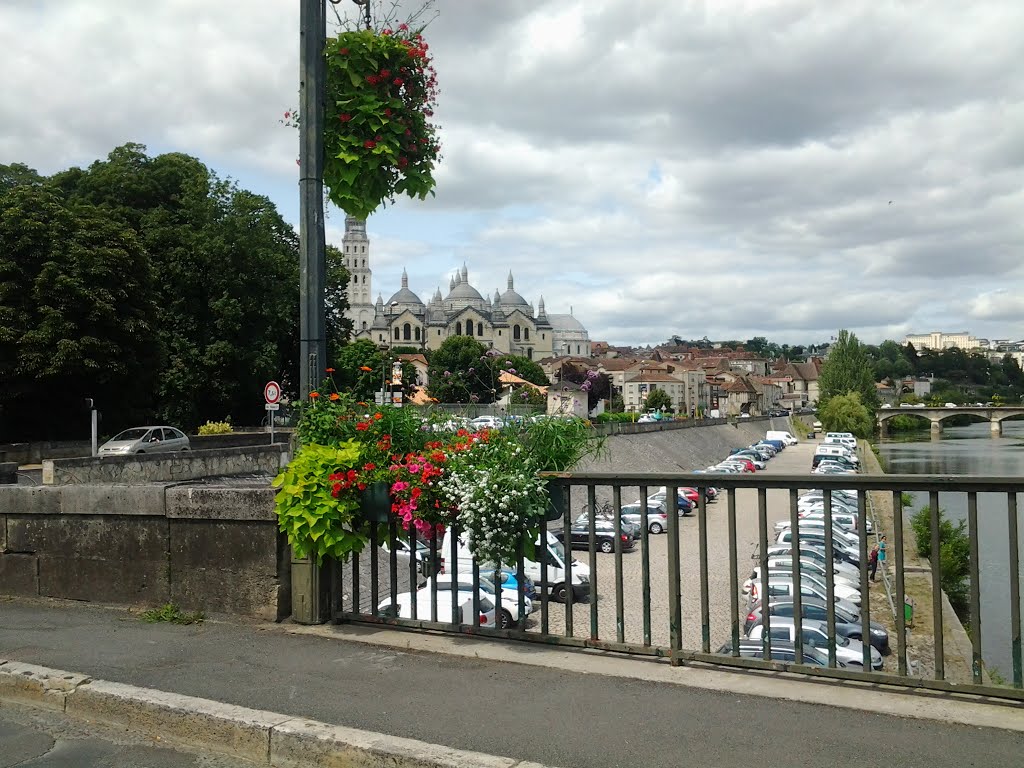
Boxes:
[876,405,1024,435]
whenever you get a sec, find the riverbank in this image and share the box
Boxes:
[862,443,977,684]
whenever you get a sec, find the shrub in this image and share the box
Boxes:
[198,420,232,435]
[909,504,971,615]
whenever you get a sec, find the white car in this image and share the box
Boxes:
[378,587,497,627]
[433,574,532,628]
[469,415,504,430]
[98,426,191,455]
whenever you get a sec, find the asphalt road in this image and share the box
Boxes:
[0,703,256,767]
[2,600,1022,768]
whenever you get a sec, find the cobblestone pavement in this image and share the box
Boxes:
[528,441,835,652]
[0,704,257,767]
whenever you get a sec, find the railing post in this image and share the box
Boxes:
[929,491,945,681]
[666,485,682,664]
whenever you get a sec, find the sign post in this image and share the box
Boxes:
[264,381,282,444]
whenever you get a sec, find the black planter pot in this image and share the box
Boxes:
[545,480,568,522]
[359,481,392,523]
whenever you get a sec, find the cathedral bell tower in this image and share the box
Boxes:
[342,217,374,333]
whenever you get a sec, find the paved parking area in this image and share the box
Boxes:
[530,441,827,650]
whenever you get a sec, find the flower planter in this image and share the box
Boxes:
[544,480,568,522]
[359,481,392,523]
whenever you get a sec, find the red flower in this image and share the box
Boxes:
[356,422,370,431]
[384,108,392,117]
[375,135,383,142]
[382,28,392,36]
[364,140,376,149]
[325,367,335,373]
[339,113,352,123]
[283,111,291,119]
[367,74,380,85]
[393,78,403,86]
[380,69,391,78]
[340,47,349,55]
[364,463,376,471]
[398,23,409,31]
[347,469,358,482]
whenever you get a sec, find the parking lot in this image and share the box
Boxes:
[532,440,822,650]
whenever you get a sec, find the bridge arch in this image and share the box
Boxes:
[877,406,1024,436]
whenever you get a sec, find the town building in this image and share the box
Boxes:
[340,217,589,360]
[904,331,980,351]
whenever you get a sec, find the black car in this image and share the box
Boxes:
[745,596,890,654]
[768,409,790,417]
[555,519,636,553]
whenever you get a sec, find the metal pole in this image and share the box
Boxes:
[90,408,98,457]
[270,410,275,444]
[299,0,327,399]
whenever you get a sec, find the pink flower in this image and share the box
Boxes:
[391,481,409,493]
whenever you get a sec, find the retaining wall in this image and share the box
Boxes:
[41,444,290,486]
[0,484,288,621]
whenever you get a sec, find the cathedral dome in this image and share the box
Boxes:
[385,269,424,314]
[443,264,486,312]
[499,272,530,312]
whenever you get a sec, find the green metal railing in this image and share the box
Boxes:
[333,471,1024,702]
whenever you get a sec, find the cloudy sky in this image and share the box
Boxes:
[3,0,1023,347]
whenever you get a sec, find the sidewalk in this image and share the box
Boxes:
[2,599,1023,768]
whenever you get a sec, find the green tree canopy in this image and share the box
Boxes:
[645,388,673,413]
[426,336,493,403]
[818,391,874,437]
[817,329,879,410]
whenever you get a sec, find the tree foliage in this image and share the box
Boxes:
[817,329,878,410]
[818,391,874,437]
[426,336,492,403]
[644,388,673,413]
[0,144,301,438]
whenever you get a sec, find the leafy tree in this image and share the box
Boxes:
[909,505,971,614]
[1001,355,1023,387]
[426,336,492,403]
[329,339,416,403]
[52,144,300,429]
[644,388,673,413]
[0,163,43,192]
[559,362,610,410]
[818,391,874,437]
[510,384,546,408]
[487,354,548,387]
[0,186,160,438]
[817,329,879,410]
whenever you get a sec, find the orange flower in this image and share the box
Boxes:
[374,413,383,420]
[309,391,320,399]
[325,367,335,373]
[357,401,368,407]
[329,393,340,401]
[359,365,373,372]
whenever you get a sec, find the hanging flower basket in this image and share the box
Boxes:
[323,25,440,220]
[358,480,392,523]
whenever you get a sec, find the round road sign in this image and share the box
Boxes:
[264,381,282,405]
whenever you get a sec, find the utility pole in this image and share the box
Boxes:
[298,0,327,400]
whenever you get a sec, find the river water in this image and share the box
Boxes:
[875,422,1024,679]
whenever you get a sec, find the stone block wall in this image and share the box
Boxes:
[41,445,290,486]
[0,484,288,621]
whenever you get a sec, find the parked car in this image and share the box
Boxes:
[576,510,641,539]
[745,569,861,605]
[744,563,860,594]
[378,588,497,627]
[759,544,862,576]
[469,415,504,430]
[432,574,532,628]
[716,639,837,667]
[381,538,440,578]
[99,426,190,455]
[746,574,861,608]
[647,488,695,515]
[618,502,671,534]
[745,596,890,654]
[746,618,883,670]
[554,518,636,553]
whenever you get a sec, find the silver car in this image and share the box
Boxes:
[99,426,191,456]
[747,617,883,670]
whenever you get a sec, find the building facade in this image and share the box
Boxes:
[341,217,589,360]
[904,331,980,350]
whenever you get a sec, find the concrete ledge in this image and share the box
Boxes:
[0,486,62,515]
[59,484,168,516]
[0,660,91,712]
[270,718,523,768]
[0,660,560,768]
[65,679,290,763]
[166,485,276,521]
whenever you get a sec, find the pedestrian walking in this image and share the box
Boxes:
[878,535,888,569]
[869,543,879,581]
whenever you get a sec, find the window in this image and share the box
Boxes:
[362,246,365,253]
[465,322,473,336]
[542,334,545,340]
[345,245,350,253]
[513,325,521,340]
[415,327,421,341]
[394,328,400,340]
[456,321,463,335]
[498,330,502,336]
[362,321,367,329]
[768,627,790,641]
[524,328,530,340]
[437,329,441,336]
[527,348,533,360]
[477,322,483,336]
[403,323,411,341]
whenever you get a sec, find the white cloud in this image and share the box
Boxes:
[3,0,1023,346]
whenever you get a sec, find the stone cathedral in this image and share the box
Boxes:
[341,217,591,360]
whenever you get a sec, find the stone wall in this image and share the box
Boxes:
[0,484,288,621]
[41,445,290,486]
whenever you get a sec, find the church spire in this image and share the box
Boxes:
[401,268,409,288]
[507,271,514,289]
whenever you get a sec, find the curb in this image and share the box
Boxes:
[0,659,555,768]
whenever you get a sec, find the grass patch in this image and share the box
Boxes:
[140,602,205,625]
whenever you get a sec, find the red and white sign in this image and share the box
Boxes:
[264,381,282,405]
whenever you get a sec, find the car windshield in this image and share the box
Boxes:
[548,538,565,563]
[111,428,149,441]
